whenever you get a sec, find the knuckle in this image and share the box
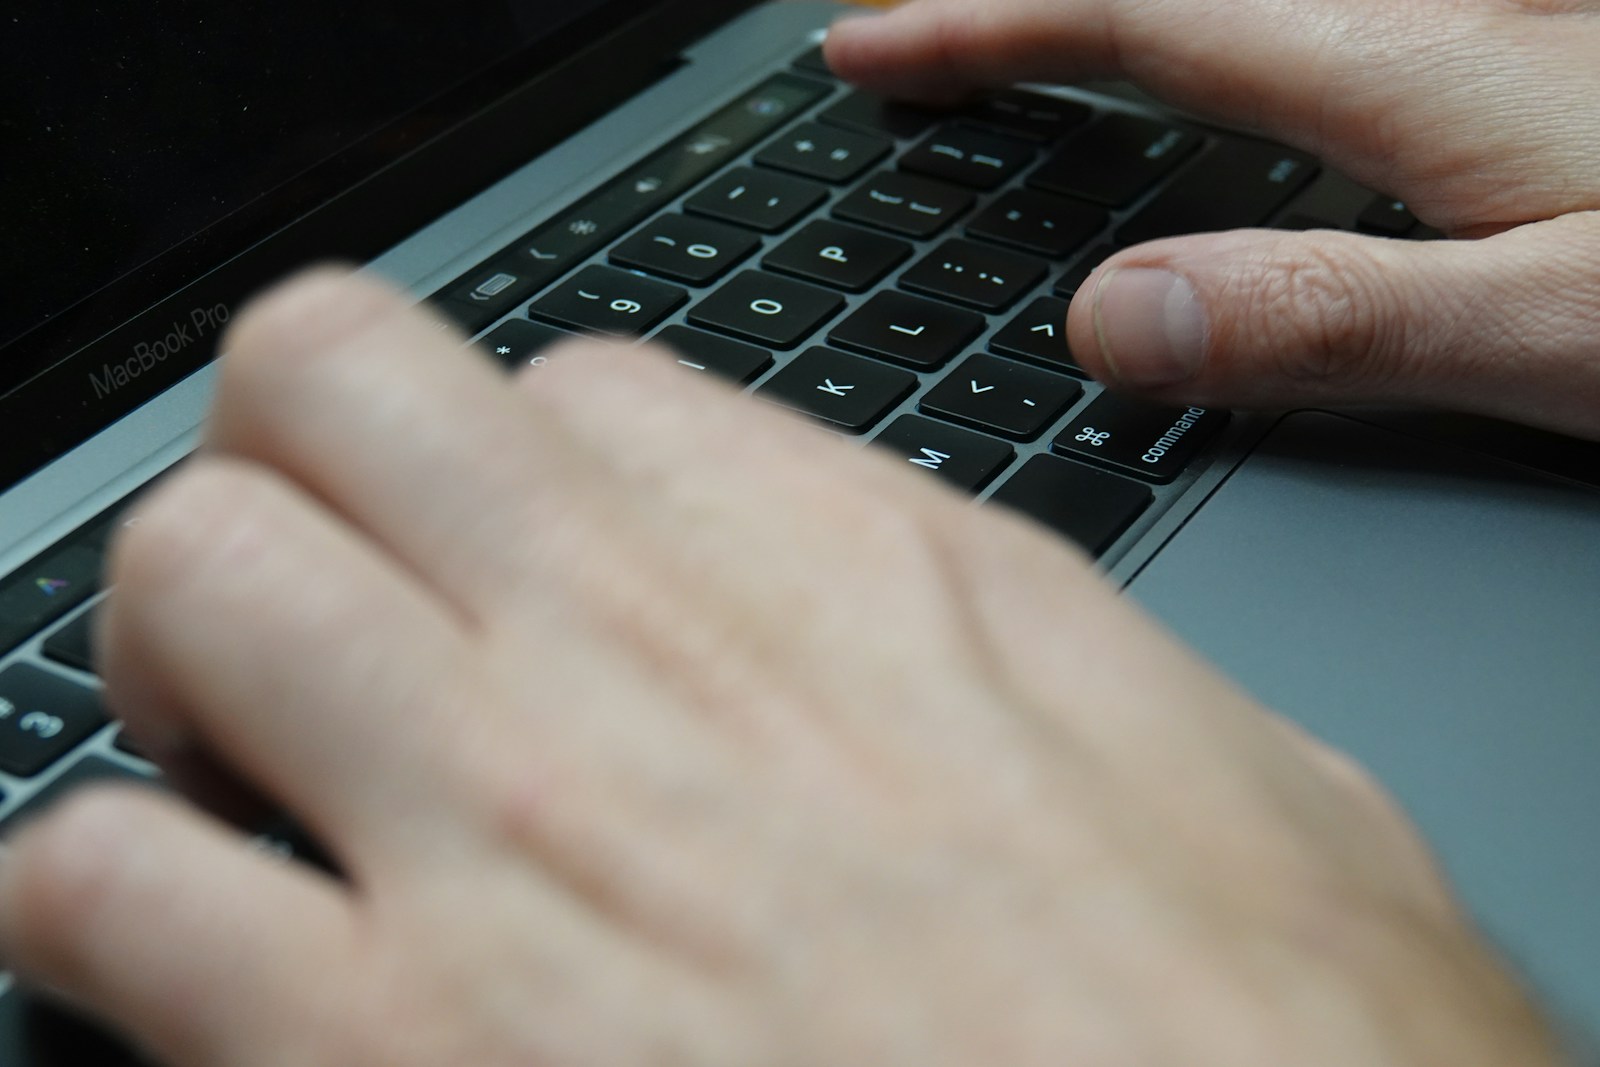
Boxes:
[110,458,286,600]
[219,269,404,407]
[1249,240,1409,390]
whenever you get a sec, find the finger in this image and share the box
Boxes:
[101,454,478,864]
[209,267,606,623]
[0,786,357,1067]
[1064,215,1600,439]
[508,346,1092,777]
[825,0,1600,225]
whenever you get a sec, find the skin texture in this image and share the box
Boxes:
[829,0,1600,438]
[0,1,1592,1064]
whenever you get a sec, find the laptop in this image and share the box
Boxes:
[2,0,1597,1059]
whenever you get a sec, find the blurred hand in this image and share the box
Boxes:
[829,0,1600,439]
[0,272,1561,1067]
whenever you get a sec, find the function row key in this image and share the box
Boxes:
[0,545,101,660]
[432,72,829,332]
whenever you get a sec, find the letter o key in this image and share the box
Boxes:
[750,299,784,316]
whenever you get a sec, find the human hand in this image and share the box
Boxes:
[0,272,1561,1066]
[828,0,1600,439]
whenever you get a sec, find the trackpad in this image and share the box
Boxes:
[1129,411,1600,1031]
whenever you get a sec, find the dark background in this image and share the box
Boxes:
[0,0,606,380]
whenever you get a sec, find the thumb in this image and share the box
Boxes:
[1068,216,1600,440]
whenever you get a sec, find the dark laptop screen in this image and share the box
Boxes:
[0,0,617,395]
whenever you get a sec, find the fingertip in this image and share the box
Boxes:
[820,4,978,104]
[1082,266,1210,390]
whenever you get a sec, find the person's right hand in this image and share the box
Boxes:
[827,0,1600,440]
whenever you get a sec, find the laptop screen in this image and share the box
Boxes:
[0,0,642,400]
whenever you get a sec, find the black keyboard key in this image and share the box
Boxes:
[429,74,828,333]
[1274,214,1340,232]
[0,545,101,659]
[1,757,157,838]
[967,190,1107,258]
[688,271,845,349]
[819,90,942,140]
[1355,195,1418,237]
[1054,243,1117,299]
[1117,139,1318,245]
[900,125,1035,190]
[920,354,1082,440]
[755,122,892,183]
[791,45,837,79]
[872,416,1015,493]
[989,297,1081,374]
[834,171,974,238]
[529,265,686,336]
[592,74,829,224]
[653,326,774,384]
[477,319,573,369]
[41,611,96,674]
[0,665,109,778]
[436,259,561,334]
[900,239,1047,312]
[987,456,1152,556]
[756,347,917,432]
[610,215,760,285]
[685,168,828,233]
[960,90,1093,143]
[1029,113,1203,207]
[1053,396,1229,483]
[763,220,912,292]
[827,291,984,370]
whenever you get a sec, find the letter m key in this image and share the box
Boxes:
[910,447,951,470]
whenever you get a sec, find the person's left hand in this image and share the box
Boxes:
[0,272,1551,1067]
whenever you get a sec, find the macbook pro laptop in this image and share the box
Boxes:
[2,1,1597,1060]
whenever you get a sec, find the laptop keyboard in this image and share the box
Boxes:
[0,37,1436,1048]
[424,47,1378,557]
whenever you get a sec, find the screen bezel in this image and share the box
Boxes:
[1,0,757,491]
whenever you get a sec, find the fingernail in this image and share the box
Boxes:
[1091,268,1207,387]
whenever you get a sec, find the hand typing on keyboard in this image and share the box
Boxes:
[0,270,1560,1067]
[831,0,1600,442]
